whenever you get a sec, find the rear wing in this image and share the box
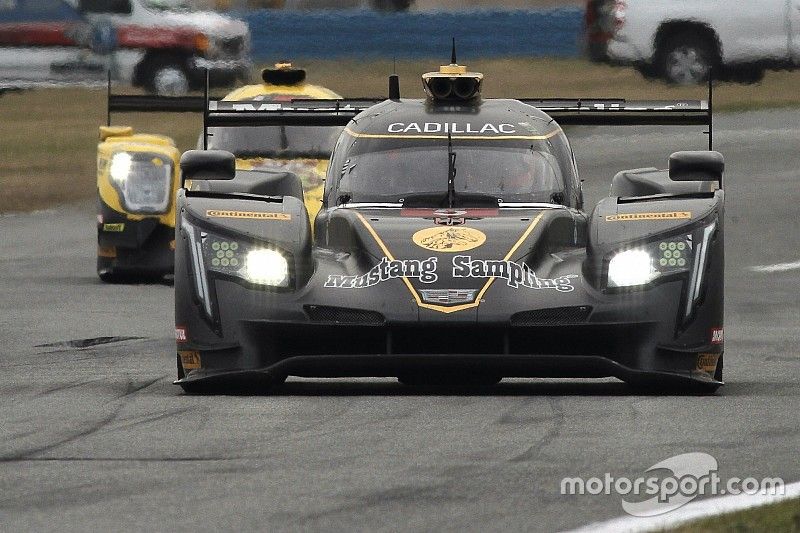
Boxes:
[204,97,713,149]
[205,98,709,126]
[108,94,209,114]
[519,99,709,126]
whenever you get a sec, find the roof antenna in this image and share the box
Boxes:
[446,130,457,209]
[451,37,457,64]
[388,55,400,100]
[106,69,112,127]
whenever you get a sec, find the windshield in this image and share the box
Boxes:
[207,125,344,159]
[335,138,565,204]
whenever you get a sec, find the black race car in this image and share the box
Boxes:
[173,60,725,394]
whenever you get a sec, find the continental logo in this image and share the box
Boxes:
[696,353,720,374]
[178,350,201,370]
[102,223,125,232]
[206,210,291,221]
[412,226,486,252]
[606,212,692,222]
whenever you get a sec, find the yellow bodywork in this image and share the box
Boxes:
[98,80,341,228]
[222,82,341,222]
[97,127,181,227]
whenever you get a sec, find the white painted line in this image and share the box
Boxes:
[564,480,800,533]
[749,261,800,273]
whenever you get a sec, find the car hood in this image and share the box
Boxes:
[322,205,585,304]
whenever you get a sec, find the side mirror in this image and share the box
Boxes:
[180,150,236,186]
[669,151,724,183]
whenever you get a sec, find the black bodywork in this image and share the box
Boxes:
[173,96,724,393]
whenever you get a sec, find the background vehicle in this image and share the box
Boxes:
[201,63,342,222]
[0,0,108,86]
[585,0,800,84]
[70,0,251,94]
[96,99,191,281]
[173,62,725,394]
[0,0,249,94]
[96,63,340,281]
[212,0,414,11]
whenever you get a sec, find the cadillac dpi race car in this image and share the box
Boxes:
[96,63,340,282]
[174,59,725,394]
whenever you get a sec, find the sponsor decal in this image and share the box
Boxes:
[711,327,724,344]
[325,257,438,288]
[420,288,478,305]
[412,226,487,253]
[206,210,291,221]
[178,350,201,370]
[103,223,125,232]
[453,256,577,292]
[387,122,516,134]
[325,255,577,293]
[696,353,720,374]
[175,326,187,343]
[97,245,116,258]
[606,212,692,222]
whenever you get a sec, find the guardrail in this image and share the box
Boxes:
[240,8,584,60]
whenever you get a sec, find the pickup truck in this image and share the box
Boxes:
[584,0,800,84]
[0,0,250,94]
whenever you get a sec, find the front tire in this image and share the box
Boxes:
[97,255,124,283]
[140,55,190,96]
[656,31,720,85]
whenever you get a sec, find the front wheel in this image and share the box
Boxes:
[656,32,719,85]
[140,55,190,96]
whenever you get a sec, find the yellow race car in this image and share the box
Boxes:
[96,63,342,281]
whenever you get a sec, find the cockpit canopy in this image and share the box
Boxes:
[325,99,581,208]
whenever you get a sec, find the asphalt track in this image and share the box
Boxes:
[1,109,799,532]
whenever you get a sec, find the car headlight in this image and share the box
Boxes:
[243,249,289,287]
[181,220,293,320]
[605,222,718,318]
[608,249,658,288]
[108,151,173,214]
[607,235,693,289]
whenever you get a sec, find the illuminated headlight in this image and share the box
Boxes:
[243,249,289,287]
[608,249,658,288]
[108,152,172,214]
[203,234,290,288]
[109,152,132,183]
[607,235,694,289]
[181,221,293,320]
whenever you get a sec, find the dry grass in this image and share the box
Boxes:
[3,57,800,213]
[0,88,202,213]
[301,57,800,107]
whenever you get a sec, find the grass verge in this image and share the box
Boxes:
[666,497,800,532]
[2,57,800,213]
